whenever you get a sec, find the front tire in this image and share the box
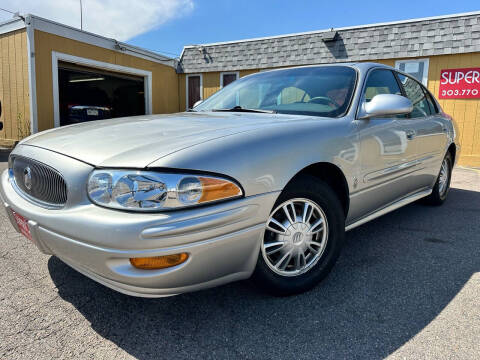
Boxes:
[424,152,453,206]
[252,175,345,296]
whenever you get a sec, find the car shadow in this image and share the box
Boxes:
[48,187,480,359]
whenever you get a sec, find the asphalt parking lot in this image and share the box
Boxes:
[0,151,479,359]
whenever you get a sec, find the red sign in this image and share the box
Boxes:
[439,68,480,99]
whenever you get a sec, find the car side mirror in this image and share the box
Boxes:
[192,100,203,108]
[359,94,412,119]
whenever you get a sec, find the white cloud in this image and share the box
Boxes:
[0,0,194,41]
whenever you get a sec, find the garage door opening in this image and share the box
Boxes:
[58,62,146,126]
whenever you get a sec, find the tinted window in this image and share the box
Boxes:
[363,69,402,102]
[194,66,357,118]
[222,73,237,87]
[397,73,432,118]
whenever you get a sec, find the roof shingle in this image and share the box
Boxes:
[179,12,480,73]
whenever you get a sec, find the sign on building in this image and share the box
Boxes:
[439,68,480,99]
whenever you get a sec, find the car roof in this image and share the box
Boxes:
[248,62,393,76]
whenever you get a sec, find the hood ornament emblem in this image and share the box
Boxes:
[23,167,32,190]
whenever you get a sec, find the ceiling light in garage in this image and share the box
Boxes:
[69,77,105,83]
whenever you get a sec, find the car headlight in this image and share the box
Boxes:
[87,170,243,211]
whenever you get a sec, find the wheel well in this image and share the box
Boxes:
[447,143,456,164]
[289,163,350,217]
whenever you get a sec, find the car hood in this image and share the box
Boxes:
[21,112,317,168]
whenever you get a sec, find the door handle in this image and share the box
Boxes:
[406,129,416,140]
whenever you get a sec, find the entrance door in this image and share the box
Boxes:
[187,75,202,109]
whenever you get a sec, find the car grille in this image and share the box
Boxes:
[10,156,67,207]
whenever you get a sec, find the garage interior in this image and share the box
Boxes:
[57,62,146,126]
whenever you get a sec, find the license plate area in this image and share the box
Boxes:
[11,210,33,242]
[86,109,99,116]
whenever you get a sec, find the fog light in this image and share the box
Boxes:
[129,253,188,270]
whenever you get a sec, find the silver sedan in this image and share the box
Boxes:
[0,63,459,297]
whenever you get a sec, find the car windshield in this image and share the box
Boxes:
[194,66,357,117]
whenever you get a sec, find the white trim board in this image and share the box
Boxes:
[185,74,203,111]
[25,17,38,134]
[0,17,25,35]
[51,52,153,128]
[27,15,176,67]
[220,71,239,88]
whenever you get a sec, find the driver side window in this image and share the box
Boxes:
[363,69,402,102]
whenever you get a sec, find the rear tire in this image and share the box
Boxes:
[423,152,452,206]
[252,175,345,296]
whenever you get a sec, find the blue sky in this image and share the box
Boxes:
[0,0,478,58]
[129,0,480,58]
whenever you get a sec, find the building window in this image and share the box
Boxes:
[395,59,429,86]
[220,72,239,88]
[186,74,203,109]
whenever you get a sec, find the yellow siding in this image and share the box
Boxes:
[0,29,29,147]
[203,71,220,99]
[240,69,260,77]
[34,30,179,132]
[375,59,395,67]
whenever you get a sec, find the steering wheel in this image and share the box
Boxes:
[308,96,337,108]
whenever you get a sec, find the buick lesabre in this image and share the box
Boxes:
[0,63,459,297]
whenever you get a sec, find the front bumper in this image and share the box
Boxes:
[1,147,279,297]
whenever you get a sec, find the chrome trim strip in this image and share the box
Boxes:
[363,154,435,183]
[345,188,432,231]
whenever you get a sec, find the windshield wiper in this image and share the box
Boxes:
[211,106,276,114]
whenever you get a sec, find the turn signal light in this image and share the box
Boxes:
[199,177,242,203]
[130,253,188,270]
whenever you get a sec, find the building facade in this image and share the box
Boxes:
[0,15,179,148]
[1,11,480,166]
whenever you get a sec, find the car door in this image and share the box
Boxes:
[395,73,448,189]
[350,69,421,221]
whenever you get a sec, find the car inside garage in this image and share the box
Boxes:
[57,62,146,126]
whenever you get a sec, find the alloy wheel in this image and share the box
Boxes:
[262,198,329,277]
[438,158,449,196]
